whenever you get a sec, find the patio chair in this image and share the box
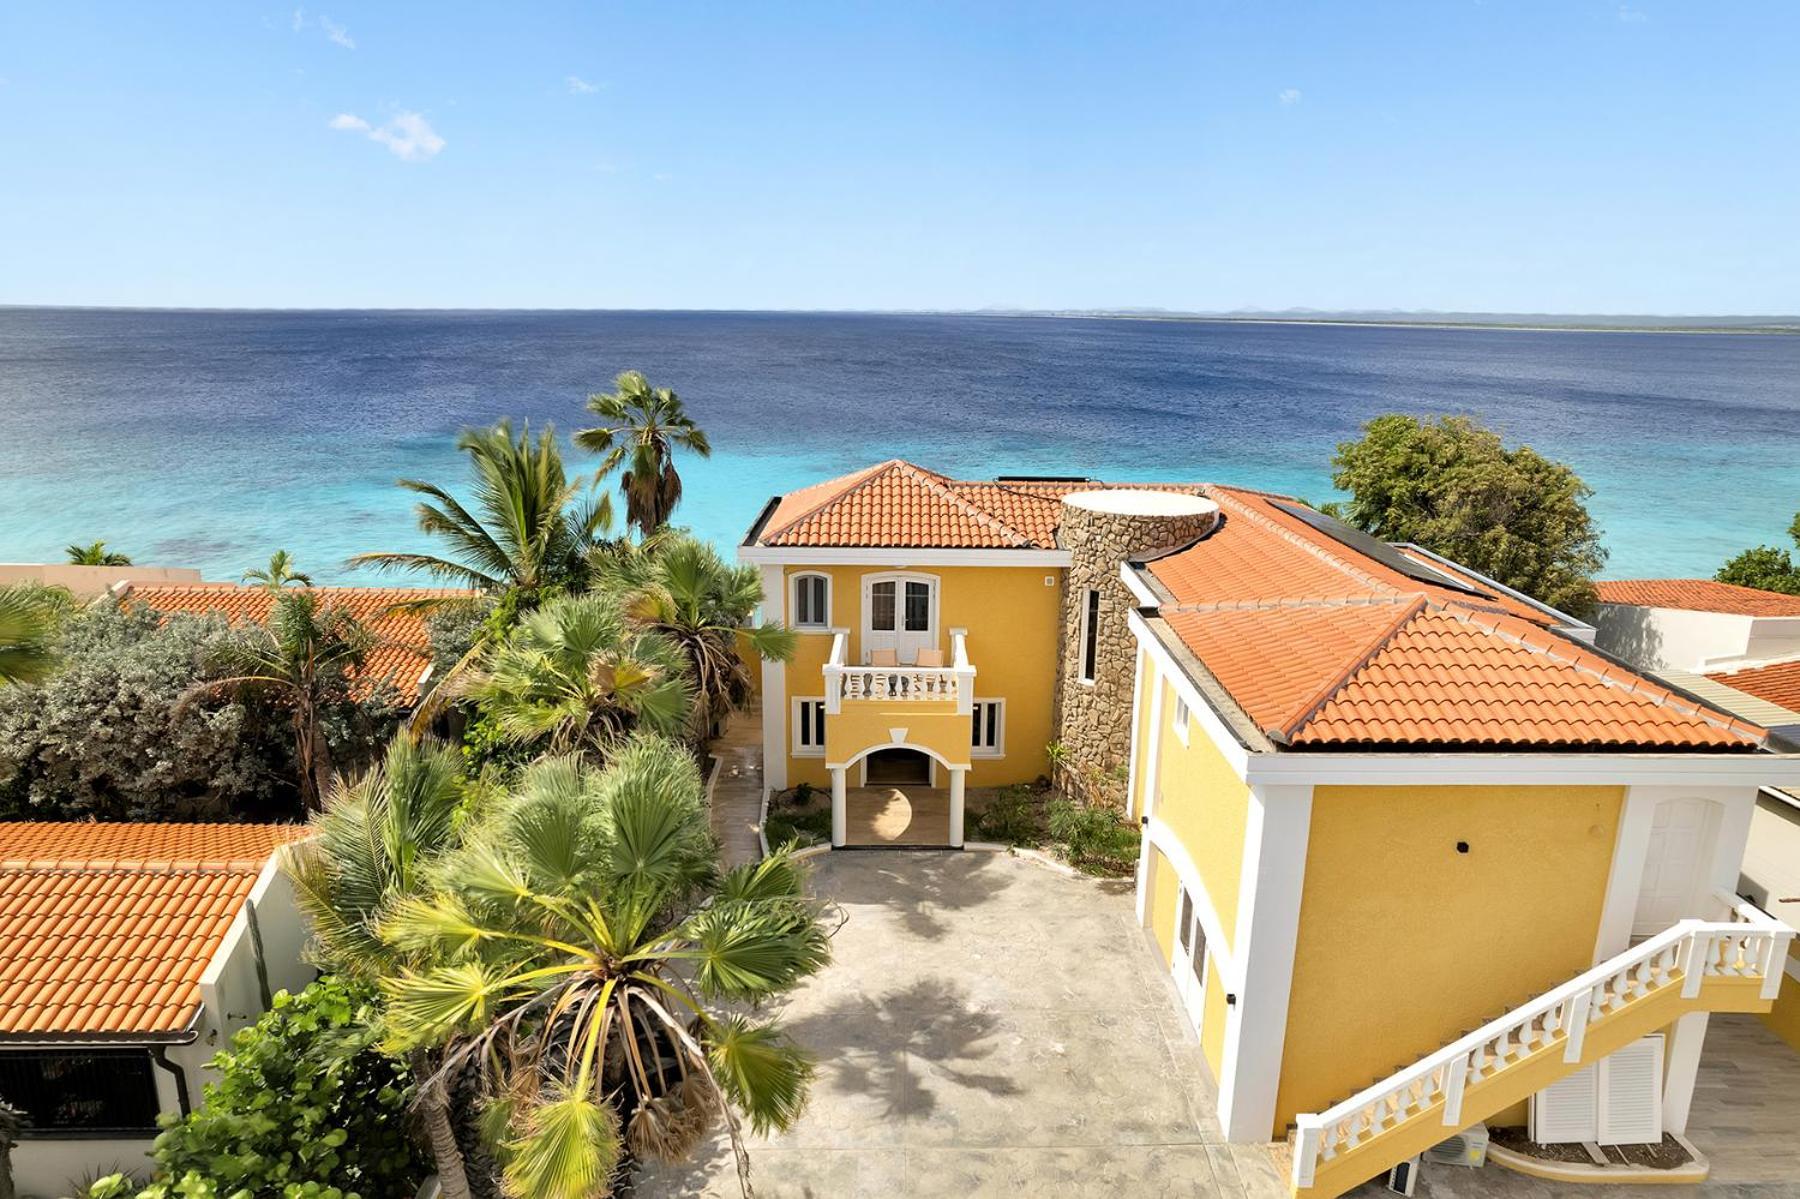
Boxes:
[869,648,899,667]
[914,648,945,668]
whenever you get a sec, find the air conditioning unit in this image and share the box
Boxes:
[1385,1156,1420,1195]
[1424,1123,1489,1168]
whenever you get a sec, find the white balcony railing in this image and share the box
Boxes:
[1291,889,1792,1190]
[823,628,975,715]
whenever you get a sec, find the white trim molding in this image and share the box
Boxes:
[1141,815,1242,994]
[789,571,832,631]
[741,545,1071,568]
[790,696,827,758]
[970,697,1006,759]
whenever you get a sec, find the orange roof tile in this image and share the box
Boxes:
[0,823,306,1038]
[1705,659,1800,714]
[126,584,468,704]
[1595,579,1800,618]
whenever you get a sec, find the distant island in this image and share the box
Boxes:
[1006,308,1800,334]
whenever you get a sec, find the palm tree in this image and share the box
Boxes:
[379,736,831,1199]
[596,535,794,738]
[64,540,131,566]
[283,736,481,1199]
[575,372,711,537]
[243,548,313,590]
[351,421,614,603]
[465,593,694,757]
[178,591,373,811]
[0,587,59,686]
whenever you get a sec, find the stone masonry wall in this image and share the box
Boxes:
[1051,500,1216,807]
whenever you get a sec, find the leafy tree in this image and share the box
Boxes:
[379,737,830,1199]
[1328,414,1607,618]
[595,534,794,738]
[465,592,694,758]
[64,540,131,566]
[0,604,294,820]
[179,591,380,812]
[0,585,63,686]
[575,371,711,537]
[85,977,428,1199]
[284,736,485,1199]
[351,420,614,603]
[244,548,314,590]
[1715,511,1800,595]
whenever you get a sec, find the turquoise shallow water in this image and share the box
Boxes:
[0,308,1795,584]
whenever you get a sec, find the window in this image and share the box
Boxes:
[1079,588,1101,683]
[1177,888,1208,989]
[970,699,1005,757]
[791,574,830,630]
[869,581,896,632]
[1172,692,1191,746]
[903,580,931,632]
[0,1050,162,1136]
[791,698,826,756]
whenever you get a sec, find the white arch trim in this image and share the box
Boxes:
[827,740,969,774]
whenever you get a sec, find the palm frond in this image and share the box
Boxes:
[704,1015,815,1136]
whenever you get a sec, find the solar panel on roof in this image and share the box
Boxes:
[1268,500,1494,599]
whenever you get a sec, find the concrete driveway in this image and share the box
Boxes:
[637,849,1289,1198]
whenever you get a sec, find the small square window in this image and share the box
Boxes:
[970,699,1005,757]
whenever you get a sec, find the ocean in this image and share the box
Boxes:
[0,308,1794,584]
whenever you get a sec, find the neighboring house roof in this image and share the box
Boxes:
[1143,487,1765,752]
[0,823,306,1039]
[122,584,469,704]
[1594,579,1800,618]
[750,459,1203,549]
[1705,658,1800,714]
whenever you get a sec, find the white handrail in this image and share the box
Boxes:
[1291,899,1792,1188]
[821,629,976,715]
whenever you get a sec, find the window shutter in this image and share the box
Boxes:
[1597,1036,1664,1146]
[1530,1064,1599,1144]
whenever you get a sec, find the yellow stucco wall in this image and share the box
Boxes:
[1149,845,1179,965]
[1202,958,1228,1079]
[779,563,1062,789]
[1148,676,1251,952]
[1763,957,1800,1051]
[1273,783,1625,1135]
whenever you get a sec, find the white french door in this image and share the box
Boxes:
[1174,886,1208,1029]
[1632,798,1714,937]
[863,573,937,664]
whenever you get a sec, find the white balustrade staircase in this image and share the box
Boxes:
[1286,892,1792,1198]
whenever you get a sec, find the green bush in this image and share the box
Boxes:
[89,976,427,1199]
[1047,798,1140,876]
[765,802,832,848]
[974,784,1042,845]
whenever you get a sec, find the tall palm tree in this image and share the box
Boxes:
[379,737,831,1199]
[351,421,614,603]
[243,548,313,590]
[178,591,373,811]
[596,535,794,738]
[283,736,481,1199]
[64,540,131,566]
[465,593,694,757]
[0,587,59,686]
[575,372,711,537]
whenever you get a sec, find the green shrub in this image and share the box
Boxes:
[1047,798,1140,876]
[89,976,427,1199]
[765,803,832,848]
[974,784,1042,846]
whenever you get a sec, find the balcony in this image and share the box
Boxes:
[822,628,976,715]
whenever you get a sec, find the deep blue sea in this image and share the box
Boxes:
[1,309,1795,583]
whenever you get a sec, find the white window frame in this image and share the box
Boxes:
[1078,587,1100,685]
[970,698,1006,758]
[791,696,826,757]
[1172,691,1191,746]
[789,572,831,632]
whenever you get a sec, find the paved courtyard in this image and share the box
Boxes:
[641,848,1800,1199]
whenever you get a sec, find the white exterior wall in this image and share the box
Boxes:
[1591,604,1755,673]
[1743,616,1800,667]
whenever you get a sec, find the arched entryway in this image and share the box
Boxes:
[829,743,967,849]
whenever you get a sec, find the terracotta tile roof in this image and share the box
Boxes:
[1594,579,1800,618]
[1705,659,1800,714]
[0,823,306,1038]
[753,460,1203,549]
[1146,488,1766,752]
[125,584,469,704]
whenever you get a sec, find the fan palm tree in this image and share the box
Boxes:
[596,535,794,738]
[574,372,711,537]
[64,540,131,566]
[283,736,482,1199]
[243,548,313,590]
[0,587,59,686]
[351,421,614,603]
[178,591,373,811]
[379,737,831,1199]
[465,593,694,757]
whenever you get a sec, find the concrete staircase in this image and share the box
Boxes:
[1287,891,1792,1198]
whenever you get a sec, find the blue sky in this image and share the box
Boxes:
[1,2,1796,313]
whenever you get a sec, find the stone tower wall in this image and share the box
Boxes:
[1051,497,1217,807]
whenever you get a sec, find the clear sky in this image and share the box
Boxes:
[2,2,1796,313]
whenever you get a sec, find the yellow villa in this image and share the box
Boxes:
[741,459,1798,1197]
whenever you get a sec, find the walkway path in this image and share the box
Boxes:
[708,702,765,869]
